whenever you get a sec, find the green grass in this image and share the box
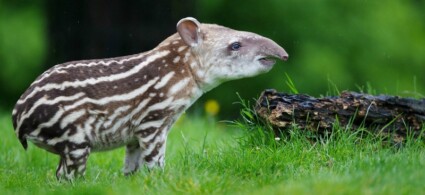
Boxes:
[1,107,425,195]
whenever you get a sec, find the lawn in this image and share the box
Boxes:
[1,107,425,195]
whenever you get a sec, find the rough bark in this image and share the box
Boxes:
[255,89,425,143]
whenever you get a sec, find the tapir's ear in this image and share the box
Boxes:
[177,17,202,47]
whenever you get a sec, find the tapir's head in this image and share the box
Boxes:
[176,17,288,91]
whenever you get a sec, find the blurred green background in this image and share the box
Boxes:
[1,0,424,118]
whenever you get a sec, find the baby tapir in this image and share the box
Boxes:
[12,17,288,180]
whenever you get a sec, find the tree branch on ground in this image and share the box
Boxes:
[255,89,425,143]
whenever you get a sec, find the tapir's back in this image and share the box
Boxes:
[11,51,169,151]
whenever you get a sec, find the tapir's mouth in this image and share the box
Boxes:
[258,57,277,67]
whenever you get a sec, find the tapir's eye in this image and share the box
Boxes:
[229,42,242,51]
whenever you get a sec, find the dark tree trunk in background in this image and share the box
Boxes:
[46,0,195,67]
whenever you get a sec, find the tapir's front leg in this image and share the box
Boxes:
[138,125,169,169]
[123,142,142,175]
[124,124,170,175]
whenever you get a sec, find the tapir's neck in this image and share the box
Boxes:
[158,34,225,94]
[152,36,204,110]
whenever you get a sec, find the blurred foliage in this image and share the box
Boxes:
[0,1,46,108]
[0,0,424,118]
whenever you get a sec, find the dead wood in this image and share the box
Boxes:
[255,89,425,143]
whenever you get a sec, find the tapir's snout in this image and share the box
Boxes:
[266,39,289,61]
[257,37,289,66]
[279,49,289,61]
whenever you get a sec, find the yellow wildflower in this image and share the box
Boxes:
[204,99,220,116]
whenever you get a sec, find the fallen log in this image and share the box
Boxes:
[255,89,425,143]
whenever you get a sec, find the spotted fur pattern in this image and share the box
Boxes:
[12,17,288,180]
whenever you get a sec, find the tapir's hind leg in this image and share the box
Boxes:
[56,144,91,181]
[56,157,65,180]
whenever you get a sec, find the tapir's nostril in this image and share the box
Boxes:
[274,47,288,62]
